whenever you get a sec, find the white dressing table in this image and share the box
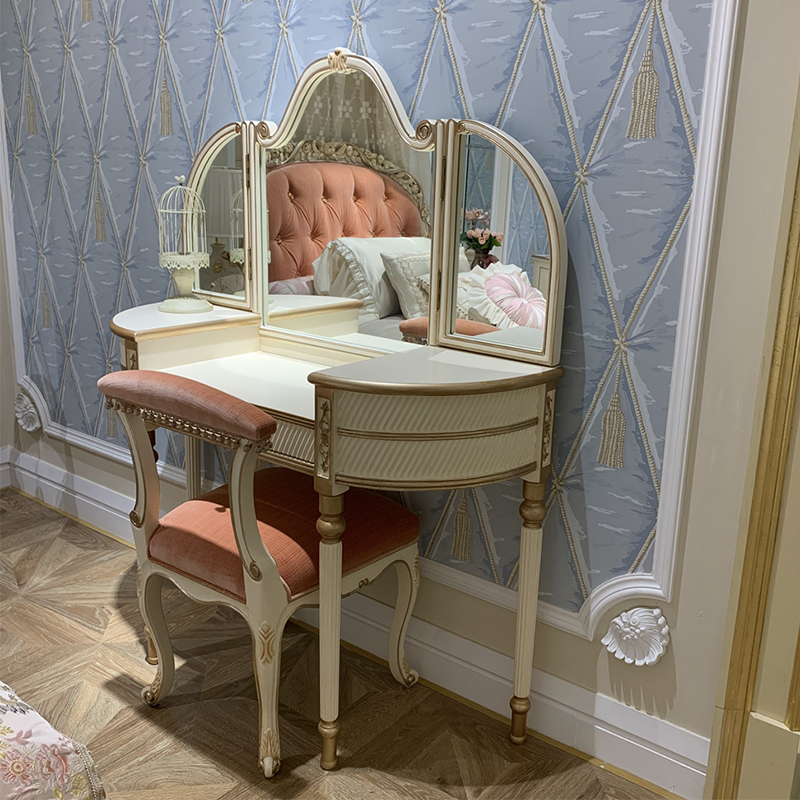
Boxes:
[112,47,569,769]
[111,301,560,752]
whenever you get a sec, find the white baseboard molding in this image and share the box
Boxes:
[0,445,12,489]
[2,448,708,797]
[295,593,709,799]
[5,447,136,540]
[419,557,591,639]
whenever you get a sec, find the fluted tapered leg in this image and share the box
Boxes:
[317,492,345,770]
[510,479,545,744]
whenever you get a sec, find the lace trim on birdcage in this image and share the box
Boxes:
[228,248,245,265]
[158,252,210,272]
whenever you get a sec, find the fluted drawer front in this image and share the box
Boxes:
[335,387,540,435]
[269,417,315,467]
[334,425,539,489]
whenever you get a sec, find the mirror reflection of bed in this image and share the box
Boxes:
[263,143,432,351]
[254,72,552,355]
[259,72,434,350]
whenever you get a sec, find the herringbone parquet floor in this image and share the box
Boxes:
[0,488,665,800]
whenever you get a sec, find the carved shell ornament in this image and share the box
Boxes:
[14,391,41,432]
[601,607,670,666]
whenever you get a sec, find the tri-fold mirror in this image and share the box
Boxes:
[186,48,566,366]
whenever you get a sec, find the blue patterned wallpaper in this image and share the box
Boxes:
[1,0,712,614]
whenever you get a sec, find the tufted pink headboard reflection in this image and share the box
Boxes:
[266,161,424,281]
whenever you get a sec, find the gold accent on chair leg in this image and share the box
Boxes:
[509,696,531,744]
[144,626,158,665]
[318,719,339,770]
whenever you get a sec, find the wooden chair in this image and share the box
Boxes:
[97,370,421,778]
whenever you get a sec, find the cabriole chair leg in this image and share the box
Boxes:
[139,572,175,706]
[249,616,286,778]
[388,553,420,687]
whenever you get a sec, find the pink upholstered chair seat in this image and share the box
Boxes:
[148,467,420,602]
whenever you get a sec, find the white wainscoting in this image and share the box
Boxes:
[0,447,709,797]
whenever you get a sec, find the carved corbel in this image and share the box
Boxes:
[601,607,670,666]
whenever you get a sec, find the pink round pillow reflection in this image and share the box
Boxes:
[485,272,547,329]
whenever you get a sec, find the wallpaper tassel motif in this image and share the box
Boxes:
[598,360,626,469]
[94,190,105,242]
[26,85,36,135]
[40,285,51,328]
[82,0,93,23]
[159,76,173,136]
[451,491,473,562]
[626,4,659,140]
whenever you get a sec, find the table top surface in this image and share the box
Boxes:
[161,351,320,421]
[309,345,561,395]
[111,303,259,341]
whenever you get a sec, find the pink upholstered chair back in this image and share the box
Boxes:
[266,161,424,281]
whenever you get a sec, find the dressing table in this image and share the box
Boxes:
[110,48,567,770]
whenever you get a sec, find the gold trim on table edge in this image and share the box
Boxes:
[334,460,539,491]
[308,366,565,396]
[337,416,538,441]
[109,312,261,343]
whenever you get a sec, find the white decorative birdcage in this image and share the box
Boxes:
[158,176,212,313]
[228,188,245,266]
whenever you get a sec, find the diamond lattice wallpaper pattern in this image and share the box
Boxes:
[1,0,712,613]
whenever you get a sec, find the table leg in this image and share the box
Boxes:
[316,492,345,770]
[510,478,546,744]
[184,435,202,500]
